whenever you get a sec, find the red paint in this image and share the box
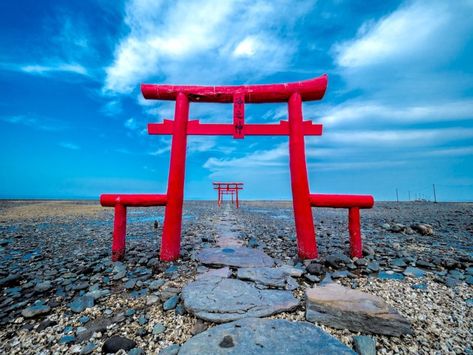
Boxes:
[310,194,373,258]
[148,119,322,136]
[349,207,362,258]
[112,204,126,261]
[213,182,243,208]
[160,92,189,261]
[141,75,328,103]
[101,74,374,262]
[288,93,318,259]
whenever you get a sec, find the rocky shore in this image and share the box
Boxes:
[0,200,472,354]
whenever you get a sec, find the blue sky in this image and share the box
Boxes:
[1,0,472,201]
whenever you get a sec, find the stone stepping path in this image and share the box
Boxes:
[182,277,299,323]
[179,317,356,354]
[197,247,274,268]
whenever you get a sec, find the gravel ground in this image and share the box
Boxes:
[0,200,472,354]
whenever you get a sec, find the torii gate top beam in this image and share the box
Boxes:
[141,75,327,103]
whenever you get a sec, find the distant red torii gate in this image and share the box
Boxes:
[213,182,243,208]
[101,74,374,262]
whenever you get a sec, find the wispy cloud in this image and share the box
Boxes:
[21,63,88,76]
[58,142,80,150]
[1,115,68,131]
[104,0,312,94]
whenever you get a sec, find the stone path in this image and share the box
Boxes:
[179,318,356,354]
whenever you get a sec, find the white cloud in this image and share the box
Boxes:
[318,99,473,128]
[104,0,309,94]
[1,115,67,131]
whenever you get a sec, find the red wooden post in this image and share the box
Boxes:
[112,204,127,261]
[160,92,189,261]
[218,187,221,207]
[231,191,234,204]
[236,187,239,208]
[349,207,362,258]
[288,92,318,259]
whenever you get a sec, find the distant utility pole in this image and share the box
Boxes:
[408,191,411,201]
[396,188,399,202]
[433,184,437,203]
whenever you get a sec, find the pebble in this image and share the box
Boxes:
[21,304,50,318]
[102,336,137,353]
[353,335,376,355]
[152,323,166,335]
[163,295,179,311]
[69,296,94,313]
[34,281,52,292]
[159,344,180,355]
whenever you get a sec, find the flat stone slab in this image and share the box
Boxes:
[182,277,298,323]
[197,247,274,268]
[196,267,232,279]
[306,283,412,336]
[179,317,355,355]
[237,267,298,290]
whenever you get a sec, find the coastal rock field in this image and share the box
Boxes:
[0,200,472,354]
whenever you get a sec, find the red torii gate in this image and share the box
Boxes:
[213,182,243,208]
[101,74,374,262]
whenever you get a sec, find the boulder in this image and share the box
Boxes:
[305,283,412,336]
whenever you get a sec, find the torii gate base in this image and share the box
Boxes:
[100,75,374,262]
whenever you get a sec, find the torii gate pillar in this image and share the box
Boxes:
[288,93,318,259]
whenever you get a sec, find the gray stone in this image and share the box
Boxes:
[128,348,145,355]
[21,304,51,318]
[179,318,355,354]
[237,267,298,289]
[163,295,179,311]
[197,247,274,268]
[196,266,232,279]
[146,295,160,306]
[149,279,165,290]
[410,223,433,236]
[306,283,412,336]
[69,296,95,313]
[102,336,136,353]
[152,323,166,335]
[182,277,298,323]
[353,336,376,355]
[34,281,52,292]
[403,266,425,278]
[306,262,324,275]
[159,344,180,355]
[125,279,137,289]
[377,271,405,280]
[80,342,97,355]
[366,261,380,273]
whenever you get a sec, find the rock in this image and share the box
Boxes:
[146,295,160,306]
[21,304,50,318]
[389,223,405,233]
[34,281,52,292]
[196,266,232,279]
[237,267,298,289]
[410,223,433,236]
[278,264,303,277]
[403,266,425,278]
[332,270,350,279]
[411,283,428,290]
[72,281,89,291]
[304,274,320,283]
[59,335,75,344]
[182,277,299,323]
[36,319,57,331]
[377,271,405,280]
[390,258,407,268]
[152,323,166,335]
[466,275,473,285]
[102,336,137,353]
[179,318,355,354]
[128,348,145,355]
[163,295,179,311]
[79,316,90,324]
[159,344,180,355]
[306,263,324,275]
[80,342,97,355]
[69,296,95,313]
[125,279,137,289]
[444,276,460,288]
[355,258,368,267]
[326,253,351,269]
[353,336,376,355]
[197,247,274,268]
[137,315,148,325]
[191,320,207,335]
[0,274,21,287]
[305,283,412,336]
[366,261,380,273]
[149,279,165,290]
